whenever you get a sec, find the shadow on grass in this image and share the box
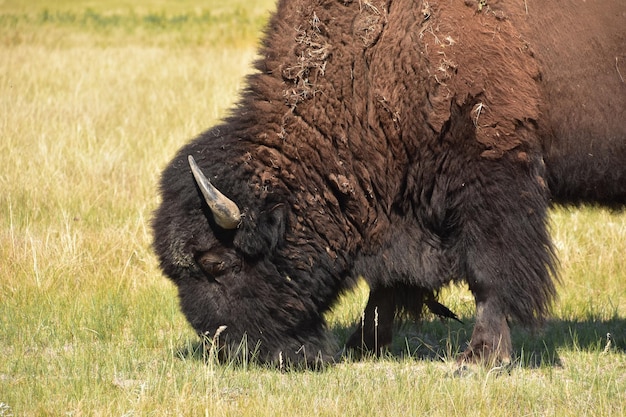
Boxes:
[511,316,626,367]
[173,316,626,369]
[331,315,626,368]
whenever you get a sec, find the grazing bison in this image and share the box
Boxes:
[153,0,626,366]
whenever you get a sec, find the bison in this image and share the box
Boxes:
[152,0,626,367]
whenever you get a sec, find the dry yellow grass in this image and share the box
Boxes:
[1,1,625,416]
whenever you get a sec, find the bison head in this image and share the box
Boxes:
[153,145,336,368]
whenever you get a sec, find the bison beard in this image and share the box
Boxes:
[152,0,626,367]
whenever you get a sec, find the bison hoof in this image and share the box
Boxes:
[457,342,512,367]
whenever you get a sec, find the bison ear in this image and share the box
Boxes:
[233,203,287,256]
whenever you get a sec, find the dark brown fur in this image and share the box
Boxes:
[153,0,626,366]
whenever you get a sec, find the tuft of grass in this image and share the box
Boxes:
[1,1,625,416]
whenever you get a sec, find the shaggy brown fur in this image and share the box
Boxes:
[153,0,625,366]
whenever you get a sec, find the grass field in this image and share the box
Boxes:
[1,1,625,415]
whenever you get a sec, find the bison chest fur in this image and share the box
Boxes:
[152,0,626,366]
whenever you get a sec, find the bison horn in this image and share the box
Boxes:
[188,155,241,229]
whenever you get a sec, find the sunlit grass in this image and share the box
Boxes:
[0,0,273,47]
[1,1,625,416]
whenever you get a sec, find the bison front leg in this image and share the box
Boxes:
[345,286,396,355]
[458,293,512,365]
[457,156,557,366]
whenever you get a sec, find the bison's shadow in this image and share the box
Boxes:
[174,317,625,368]
[332,315,626,367]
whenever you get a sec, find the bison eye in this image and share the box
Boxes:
[196,252,228,278]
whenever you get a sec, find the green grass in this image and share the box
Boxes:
[1,1,625,415]
[0,0,272,47]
